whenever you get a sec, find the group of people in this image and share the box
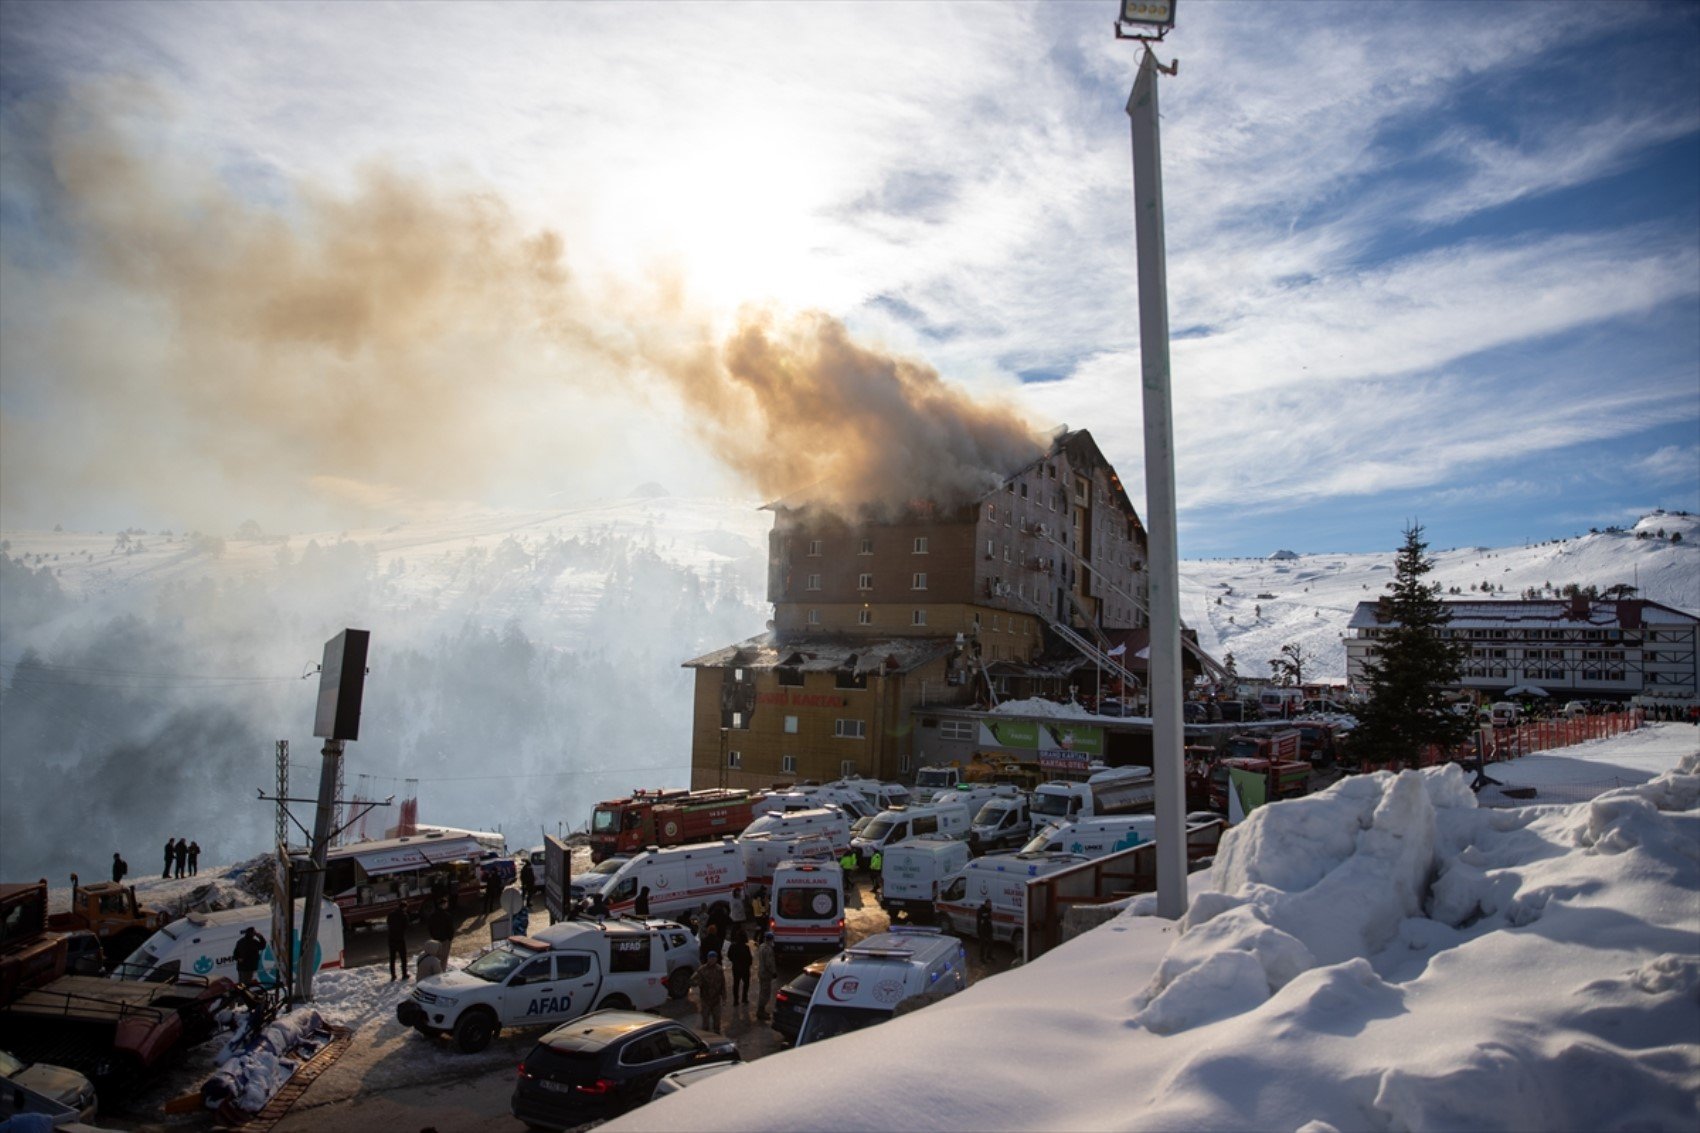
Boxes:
[694,922,777,1033]
[161,836,201,879]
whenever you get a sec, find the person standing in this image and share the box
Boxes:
[386,903,411,981]
[233,927,266,985]
[695,950,726,1034]
[163,838,176,879]
[426,897,455,964]
[755,931,777,1022]
[173,838,188,879]
[111,852,128,885]
[729,886,747,930]
[482,868,503,915]
[633,886,651,918]
[727,926,752,1009]
[976,899,995,964]
[415,947,443,982]
[187,841,200,877]
[519,859,536,907]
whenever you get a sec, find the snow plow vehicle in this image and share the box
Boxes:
[47,875,169,967]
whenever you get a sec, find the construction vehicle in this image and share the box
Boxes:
[1203,731,1311,814]
[963,752,1045,791]
[46,875,169,966]
[587,788,757,862]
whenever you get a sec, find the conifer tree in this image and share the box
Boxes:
[1352,523,1470,767]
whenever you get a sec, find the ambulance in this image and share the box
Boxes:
[739,807,851,854]
[849,801,971,867]
[795,927,968,1047]
[934,852,1090,950]
[739,832,836,889]
[878,835,970,920]
[767,860,845,953]
[396,917,699,1053]
[598,839,746,920]
[118,899,344,986]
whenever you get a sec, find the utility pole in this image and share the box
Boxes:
[1118,0,1188,919]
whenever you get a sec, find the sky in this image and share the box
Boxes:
[1,0,1697,556]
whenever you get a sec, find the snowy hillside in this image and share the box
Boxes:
[1180,511,1699,684]
[2,500,1694,881]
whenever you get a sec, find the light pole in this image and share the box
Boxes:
[1118,0,1188,920]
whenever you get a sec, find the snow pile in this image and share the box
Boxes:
[202,1007,327,1117]
[619,725,1700,1132]
[988,696,1100,720]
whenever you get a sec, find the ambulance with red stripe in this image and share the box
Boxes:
[795,926,967,1047]
[598,838,745,921]
[767,860,844,953]
[934,851,1090,952]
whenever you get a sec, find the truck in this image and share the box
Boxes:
[1028,766,1154,825]
[397,917,700,1053]
[1203,732,1311,814]
[588,789,757,862]
[878,835,970,920]
[967,793,1032,853]
[913,764,964,792]
[45,875,169,966]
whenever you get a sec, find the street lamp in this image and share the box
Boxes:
[1116,0,1176,41]
[1119,4,1186,920]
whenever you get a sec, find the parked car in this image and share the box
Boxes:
[510,1010,739,1129]
[0,1048,97,1122]
[650,1060,739,1099]
[770,958,828,1046]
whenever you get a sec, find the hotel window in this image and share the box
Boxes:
[834,719,866,739]
[784,715,799,734]
[899,753,912,774]
[860,537,874,555]
[807,608,820,625]
[913,536,928,554]
[781,755,797,774]
[807,539,823,556]
[727,750,741,769]
[806,573,821,590]
[858,573,873,590]
[987,504,996,521]
[858,609,873,626]
[840,759,858,777]
[939,719,975,742]
[777,667,804,687]
[912,609,927,626]
[912,572,927,590]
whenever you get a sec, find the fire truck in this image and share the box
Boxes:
[587,788,756,862]
[1197,731,1312,815]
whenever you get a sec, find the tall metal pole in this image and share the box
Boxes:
[1128,46,1188,919]
[293,737,343,1002]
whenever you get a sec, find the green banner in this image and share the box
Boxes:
[981,720,1040,748]
[1230,767,1267,812]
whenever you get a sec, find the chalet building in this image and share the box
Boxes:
[1345,597,1699,703]
[685,429,1150,791]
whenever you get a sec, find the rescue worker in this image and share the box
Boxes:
[588,890,610,920]
[696,950,726,1033]
[838,848,858,874]
[727,925,752,1009]
[634,886,651,918]
[869,849,884,896]
[729,886,747,928]
[977,899,995,963]
[385,903,410,981]
[426,897,455,964]
[233,927,266,985]
[755,931,777,1022]
[482,867,503,915]
[111,851,127,885]
[519,859,537,907]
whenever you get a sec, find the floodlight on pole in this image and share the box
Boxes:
[1117,0,1176,41]
[1119,8,1187,920]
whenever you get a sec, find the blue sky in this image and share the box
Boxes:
[1,0,1695,557]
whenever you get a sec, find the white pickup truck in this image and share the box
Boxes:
[396,917,698,1052]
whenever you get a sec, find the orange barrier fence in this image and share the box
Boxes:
[1363,711,1645,772]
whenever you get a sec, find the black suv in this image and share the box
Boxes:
[771,958,828,1046]
[511,1010,738,1129]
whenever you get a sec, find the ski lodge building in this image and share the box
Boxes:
[1344,596,1700,705]
[683,429,1157,791]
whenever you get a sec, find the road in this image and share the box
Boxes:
[269,874,1013,1132]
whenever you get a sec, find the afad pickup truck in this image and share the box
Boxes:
[398,918,698,1053]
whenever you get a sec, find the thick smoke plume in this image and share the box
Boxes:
[1,90,1043,529]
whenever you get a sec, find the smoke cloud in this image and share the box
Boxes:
[1,88,1043,532]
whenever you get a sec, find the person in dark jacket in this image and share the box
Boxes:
[111,852,128,885]
[187,841,200,876]
[519,860,537,907]
[696,951,726,1034]
[233,927,266,985]
[173,837,188,879]
[633,886,651,918]
[977,899,995,963]
[727,926,752,1008]
[386,904,411,980]
[426,898,455,963]
[163,838,176,879]
[482,869,504,915]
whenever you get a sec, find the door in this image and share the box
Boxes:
[503,953,586,1027]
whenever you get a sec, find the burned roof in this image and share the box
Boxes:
[683,632,959,676]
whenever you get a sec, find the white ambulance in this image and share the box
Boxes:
[739,808,852,855]
[599,839,746,920]
[934,851,1090,949]
[768,860,845,952]
[795,927,968,1047]
[849,801,971,866]
[1022,815,1158,858]
[878,835,970,920]
[118,900,344,986]
[396,917,698,1053]
[739,832,836,889]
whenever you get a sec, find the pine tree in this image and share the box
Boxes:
[1352,523,1471,767]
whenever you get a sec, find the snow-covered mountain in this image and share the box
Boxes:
[1,499,1694,881]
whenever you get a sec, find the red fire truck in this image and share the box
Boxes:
[588,788,757,862]
[1201,731,1313,814]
